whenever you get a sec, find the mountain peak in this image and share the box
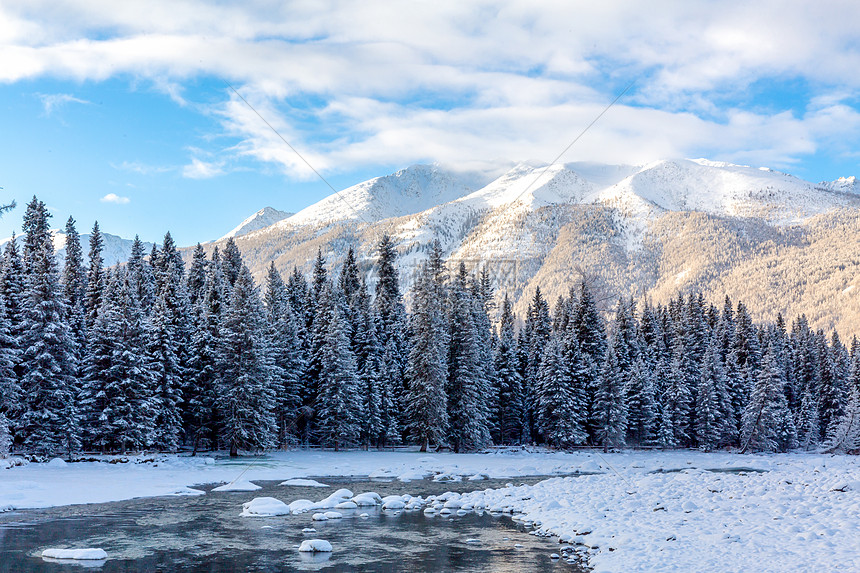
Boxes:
[822,176,860,194]
[221,206,293,240]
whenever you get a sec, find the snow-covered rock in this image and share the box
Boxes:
[213,480,261,492]
[240,497,291,517]
[280,478,329,488]
[298,539,332,553]
[351,492,383,506]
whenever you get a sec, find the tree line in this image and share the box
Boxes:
[0,195,858,459]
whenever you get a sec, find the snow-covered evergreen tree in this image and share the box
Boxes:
[127,235,155,313]
[0,295,20,443]
[84,221,104,331]
[823,384,860,453]
[493,294,525,444]
[263,262,303,446]
[570,280,606,443]
[819,331,849,442]
[184,247,226,452]
[221,237,243,291]
[523,286,551,441]
[315,282,360,450]
[147,282,183,452]
[353,281,385,449]
[186,243,209,309]
[405,245,449,452]
[741,339,797,453]
[373,234,408,444]
[61,217,87,345]
[625,356,656,446]
[219,264,276,456]
[446,263,491,452]
[0,412,10,458]
[695,341,728,451]
[19,200,80,457]
[534,332,588,447]
[595,345,627,450]
[82,269,153,453]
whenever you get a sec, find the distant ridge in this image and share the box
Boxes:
[202,158,860,336]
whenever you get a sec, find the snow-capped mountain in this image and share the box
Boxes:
[221,207,293,240]
[2,230,154,268]
[213,158,860,335]
[822,176,860,195]
[280,163,502,228]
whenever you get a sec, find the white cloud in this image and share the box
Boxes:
[5,1,860,177]
[101,193,130,204]
[38,92,90,116]
[111,160,172,175]
[182,157,224,179]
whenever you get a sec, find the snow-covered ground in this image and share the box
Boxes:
[3,450,859,572]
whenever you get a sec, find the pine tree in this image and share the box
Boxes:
[661,351,692,448]
[315,283,360,450]
[147,283,183,452]
[19,202,80,458]
[354,283,384,449]
[819,331,849,441]
[524,286,551,441]
[127,235,155,313]
[304,250,329,431]
[263,262,303,447]
[595,346,627,450]
[221,237,243,291]
[534,333,587,447]
[186,243,209,309]
[741,339,797,453]
[219,265,276,456]
[0,236,27,362]
[446,263,491,452]
[84,221,105,331]
[185,248,226,452]
[823,384,860,453]
[61,217,87,344]
[0,412,10,458]
[0,295,20,442]
[695,341,728,451]
[625,356,656,446]
[570,280,606,443]
[405,251,449,452]
[82,269,153,453]
[493,294,525,444]
[373,234,408,445]
[286,266,313,444]
[21,196,51,277]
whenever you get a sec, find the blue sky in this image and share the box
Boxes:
[1,1,860,245]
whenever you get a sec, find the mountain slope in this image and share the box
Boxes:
[281,164,501,228]
[200,158,860,335]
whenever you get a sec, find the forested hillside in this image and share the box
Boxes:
[2,196,858,459]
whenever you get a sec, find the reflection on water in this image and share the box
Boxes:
[0,477,583,572]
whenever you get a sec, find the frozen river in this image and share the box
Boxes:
[0,476,582,572]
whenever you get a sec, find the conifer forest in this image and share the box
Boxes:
[1,196,858,459]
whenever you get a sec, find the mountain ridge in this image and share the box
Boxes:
[195,158,860,335]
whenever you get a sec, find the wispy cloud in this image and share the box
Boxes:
[182,157,224,179]
[111,160,173,175]
[101,193,130,204]
[6,1,860,177]
[37,93,91,116]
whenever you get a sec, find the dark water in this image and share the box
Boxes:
[0,477,584,572]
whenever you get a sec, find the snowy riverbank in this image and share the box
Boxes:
[2,449,859,571]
